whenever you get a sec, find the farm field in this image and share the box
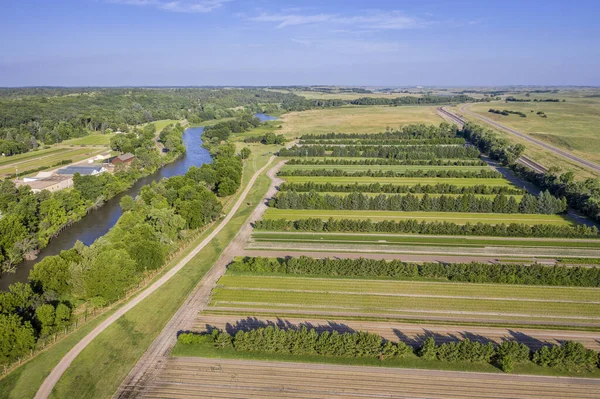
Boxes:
[263,209,574,226]
[61,134,113,146]
[282,176,517,187]
[468,97,600,165]
[208,274,600,326]
[280,105,443,138]
[0,147,67,167]
[251,232,600,249]
[0,147,107,176]
[145,357,600,399]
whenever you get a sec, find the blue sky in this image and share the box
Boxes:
[1,0,599,86]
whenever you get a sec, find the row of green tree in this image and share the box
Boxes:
[460,123,525,165]
[299,138,465,145]
[270,191,567,214]
[178,326,598,373]
[179,326,409,358]
[230,256,600,287]
[505,96,563,102]
[254,218,598,238]
[349,94,483,106]
[280,145,481,159]
[511,163,600,224]
[278,168,501,179]
[420,338,596,372]
[279,182,524,195]
[286,158,486,167]
[300,123,459,140]
[203,115,261,142]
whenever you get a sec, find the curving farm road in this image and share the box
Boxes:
[457,104,600,173]
[33,156,277,399]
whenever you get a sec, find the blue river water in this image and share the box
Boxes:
[0,126,212,290]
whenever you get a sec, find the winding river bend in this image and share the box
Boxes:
[0,114,276,290]
[0,127,213,290]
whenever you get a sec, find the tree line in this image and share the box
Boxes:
[286,158,486,167]
[301,123,459,140]
[280,145,481,159]
[511,163,600,224]
[299,138,465,145]
[254,218,598,238]
[279,182,525,195]
[278,168,501,179]
[179,326,409,358]
[505,96,563,102]
[460,123,525,165]
[229,256,600,288]
[178,325,598,373]
[349,94,483,106]
[270,191,567,214]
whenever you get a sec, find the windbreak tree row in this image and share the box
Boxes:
[270,191,567,214]
[280,145,481,159]
[287,158,487,166]
[301,123,458,140]
[299,138,465,145]
[255,218,598,238]
[229,256,600,287]
[178,326,599,373]
[278,168,501,179]
[279,182,524,195]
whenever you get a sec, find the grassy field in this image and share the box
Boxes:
[0,147,67,167]
[281,176,517,187]
[449,103,600,179]
[252,232,600,249]
[262,209,572,226]
[0,147,107,177]
[210,274,600,322]
[61,134,112,146]
[469,97,600,165]
[0,151,273,399]
[280,106,443,138]
[282,164,491,172]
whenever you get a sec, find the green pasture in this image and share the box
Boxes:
[281,176,517,187]
[211,277,600,320]
[262,209,574,226]
[0,147,67,167]
[61,134,112,146]
[251,232,600,249]
[0,148,106,176]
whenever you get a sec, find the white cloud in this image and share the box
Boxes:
[249,10,428,30]
[106,0,230,13]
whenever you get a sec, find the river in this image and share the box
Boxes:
[0,126,212,290]
[0,114,277,291]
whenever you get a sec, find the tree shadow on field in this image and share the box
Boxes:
[401,329,461,347]
[459,331,496,345]
[221,317,357,335]
[505,330,548,351]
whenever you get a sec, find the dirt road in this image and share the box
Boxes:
[144,357,600,399]
[112,160,285,398]
[458,104,600,173]
[33,156,278,399]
